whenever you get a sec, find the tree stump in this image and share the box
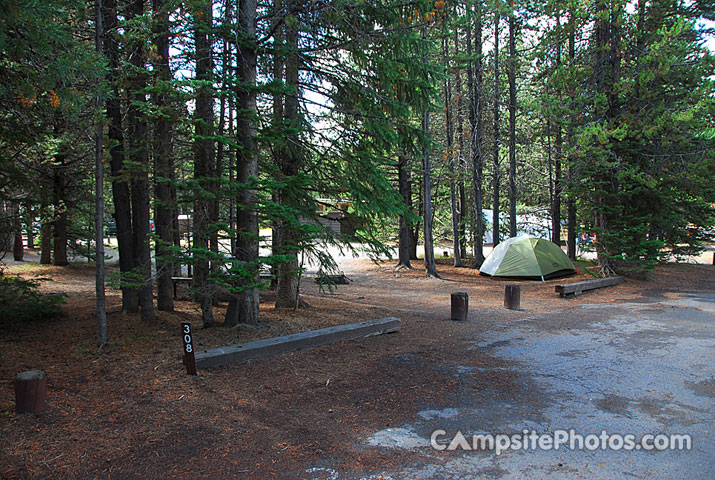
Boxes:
[14,370,47,414]
[451,292,469,321]
[504,284,521,310]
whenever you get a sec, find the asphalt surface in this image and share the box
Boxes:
[310,290,715,479]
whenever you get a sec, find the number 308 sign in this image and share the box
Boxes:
[181,322,197,375]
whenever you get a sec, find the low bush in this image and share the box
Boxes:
[0,275,66,322]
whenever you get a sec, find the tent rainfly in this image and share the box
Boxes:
[479,235,576,281]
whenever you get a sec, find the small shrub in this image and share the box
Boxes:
[0,275,66,322]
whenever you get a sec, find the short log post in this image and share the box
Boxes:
[504,284,521,310]
[451,292,469,321]
[14,370,47,414]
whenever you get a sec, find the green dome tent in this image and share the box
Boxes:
[479,235,576,281]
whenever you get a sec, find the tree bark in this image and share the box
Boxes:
[407,171,419,260]
[25,206,34,249]
[551,18,562,246]
[421,25,439,280]
[152,0,175,312]
[226,0,260,326]
[396,150,412,269]
[269,0,284,288]
[455,31,466,259]
[566,7,577,260]
[193,0,215,325]
[52,146,69,267]
[508,12,517,238]
[103,0,138,313]
[12,203,23,261]
[275,0,302,309]
[469,0,485,267]
[40,212,52,264]
[127,0,156,321]
[492,10,501,247]
[592,0,622,275]
[444,36,462,267]
[422,105,439,278]
[95,0,107,348]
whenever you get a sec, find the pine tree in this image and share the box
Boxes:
[225,0,260,325]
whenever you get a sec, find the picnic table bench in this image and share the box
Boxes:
[314,272,351,285]
[555,276,624,297]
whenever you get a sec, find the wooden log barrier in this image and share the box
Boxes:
[195,317,401,369]
[555,276,624,298]
[504,284,521,310]
[14,370,47,414]
[451,292,469,321]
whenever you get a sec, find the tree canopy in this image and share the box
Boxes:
[1,0,713,339]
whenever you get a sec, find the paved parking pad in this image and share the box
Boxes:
[310,293,714,479]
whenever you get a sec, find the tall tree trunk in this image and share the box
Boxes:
[193,0,215,325]
[492,9,501,247]
[226,0,260,326]
[566,7,577,260]
[213,34,229,266]
[210,23,229,274]
[455,31,466,259]
[40,211,52,264]
[52,146,69,267]
[508,12,517,238]
[152,0,175,312]
[552,131,562,245]
[103,0,137,313]
[127,0,156,321]
[444,36,462,267]
[469,0,485,267]
[95,0,107,347]
[547,114,553,240]
[275,0,302,309]
[25,206,34,249]
[228,91,237,258]
[269,0,283,287]
[422,106,439,278]
[592,0,621,275]
[12,203,23,261]
[407,172,419,260]
[396,150,412,269]
[551,18,562,246]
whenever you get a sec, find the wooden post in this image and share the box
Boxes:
[14,370,47,414]
[504,284,521,310]
[181,322,197,375]
[451,292,469,321]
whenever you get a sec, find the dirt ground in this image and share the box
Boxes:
[0,256,713,479]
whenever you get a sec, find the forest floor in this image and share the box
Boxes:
[0,252,713,479]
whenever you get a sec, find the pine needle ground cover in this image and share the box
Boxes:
[0,261,712,478]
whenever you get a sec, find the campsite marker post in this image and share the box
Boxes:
[504,285,521,310]
[181,322,197,375]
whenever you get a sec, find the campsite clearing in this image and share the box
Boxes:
[0,257,713,479]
